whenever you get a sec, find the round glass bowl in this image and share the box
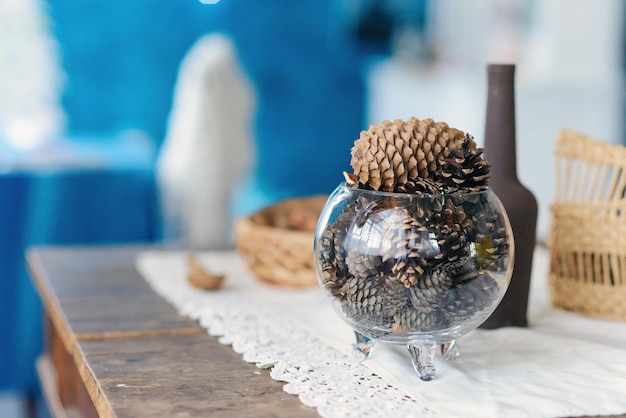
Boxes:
[314,184,514,380]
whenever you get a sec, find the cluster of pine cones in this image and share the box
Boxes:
[317,118,509,335]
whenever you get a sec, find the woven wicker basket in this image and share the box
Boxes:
[234,195,328,287]
[549,130,626,320]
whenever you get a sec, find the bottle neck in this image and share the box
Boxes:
[484,64,518,179]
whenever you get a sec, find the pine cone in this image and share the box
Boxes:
[318,198,368,297]
[462,194,511,272]
[317,226,346,297]
[390,254,428,287]
[395,176,441,195]
[437,135,491,193]
[404,117,467,179]
[429,199,472,271]
[392,307,447,333]
[379,208,432,287]
[345,250,383,280]
[350,118,466,192]
[440,272,500,326]
[378,207,416,256]
[408,268,453,311]
[475,220,510,272]
[352,195,383,227]
[330,203,358,268]
[386,198,471,279]
[381,275,410,309]
[340,275,395,330]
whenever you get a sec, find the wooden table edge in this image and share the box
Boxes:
[26,246,210,418]
[27,248,78,356]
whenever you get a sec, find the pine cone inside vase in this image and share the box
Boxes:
[460,193,510,272]
[429,199,472,272]
[440,272,500,326]
[317,201,362,298]
[317,225,345,298]
[378,208,432,287]
[346,250,383,280]
[473,206,510,272]
[392,307,447,333]
[408,268,453,311]
[340,275,397,331]
[317,194,392,298]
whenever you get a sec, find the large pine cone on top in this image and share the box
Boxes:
[350,117,467,192]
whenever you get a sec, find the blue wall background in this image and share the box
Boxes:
[2,0,397,398]
[47,0,368,198]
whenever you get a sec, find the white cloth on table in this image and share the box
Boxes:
[136,247,626,418]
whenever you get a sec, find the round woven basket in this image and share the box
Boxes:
[549,130,626,320]
[234,195,328,287]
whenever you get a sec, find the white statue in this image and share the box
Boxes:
[157,33,256,249]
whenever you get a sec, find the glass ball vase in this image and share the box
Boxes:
[314,184,514,380]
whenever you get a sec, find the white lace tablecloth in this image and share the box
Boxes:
[136,247,626,418]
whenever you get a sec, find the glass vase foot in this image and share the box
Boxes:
[352,331,375,361]
[407,340,436,381]
[440,340,460,361]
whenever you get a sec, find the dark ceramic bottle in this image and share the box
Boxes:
[480,64,538,328]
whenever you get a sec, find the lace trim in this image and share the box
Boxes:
[139,254,429,417]
[205,303,428,417]
[138,249,626,418]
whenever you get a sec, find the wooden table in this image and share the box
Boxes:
[27,246,318,418]
[27,245,626,418]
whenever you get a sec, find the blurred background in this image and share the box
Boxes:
[1,0,624,415]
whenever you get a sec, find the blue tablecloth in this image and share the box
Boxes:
[0,135,159,394]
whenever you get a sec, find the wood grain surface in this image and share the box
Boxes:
[27,246,318,418]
